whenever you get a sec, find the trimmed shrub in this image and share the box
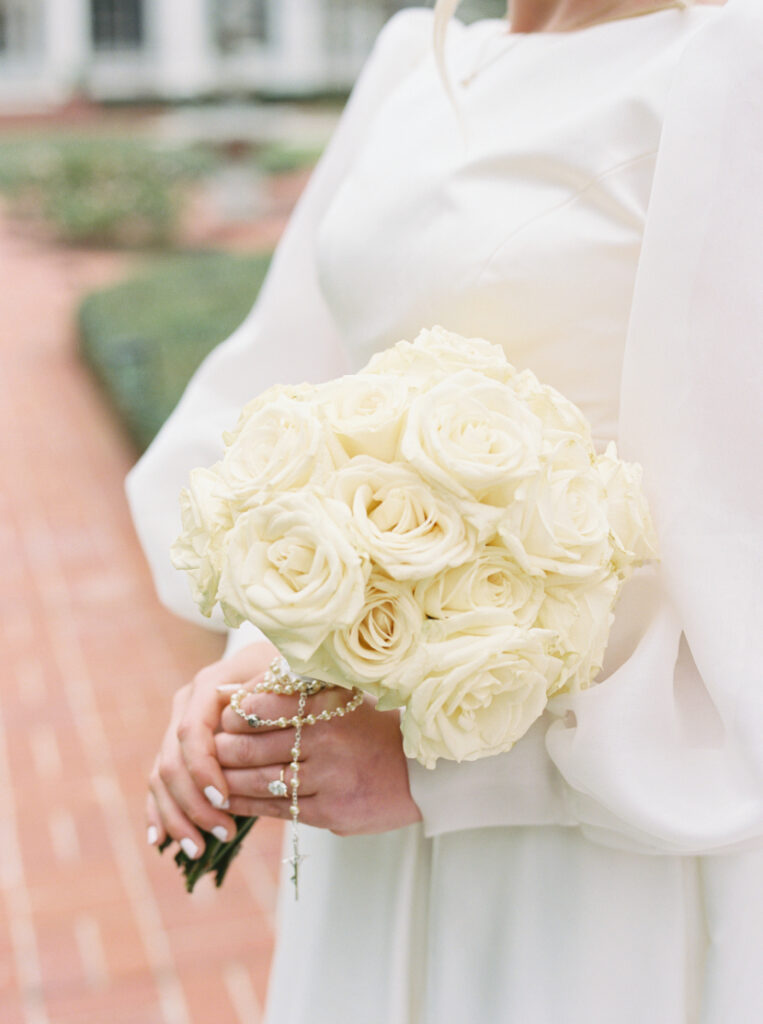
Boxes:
[79,250,272,450]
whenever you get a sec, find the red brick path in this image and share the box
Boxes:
[0,213,288,1022]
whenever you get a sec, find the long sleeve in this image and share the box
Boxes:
[125,9,434,629]
[411,0,763,856]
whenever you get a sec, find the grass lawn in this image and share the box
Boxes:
[79,250,272,451]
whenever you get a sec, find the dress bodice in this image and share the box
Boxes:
[315,8,717,444]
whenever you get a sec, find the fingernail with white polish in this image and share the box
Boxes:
[216,683,240,694]
[204,785,227,809]
[212,826,229,842]
[147,825,159,846]
[180,837,200,859]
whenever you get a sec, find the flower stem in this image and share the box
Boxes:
[157,815,258,892]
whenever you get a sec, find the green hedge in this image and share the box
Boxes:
[79,250,272,451]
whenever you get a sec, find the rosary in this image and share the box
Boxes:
[230,657,363,899]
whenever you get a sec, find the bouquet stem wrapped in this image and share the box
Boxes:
[159,815,257,893]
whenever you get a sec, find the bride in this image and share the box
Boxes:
[127,1,762,1021]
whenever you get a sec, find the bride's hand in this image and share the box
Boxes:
[146,641,278,857]
[217,689,423,835]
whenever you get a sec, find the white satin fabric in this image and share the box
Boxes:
[127,4,763,1021]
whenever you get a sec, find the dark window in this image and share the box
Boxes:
[0,1,39,55]
[325,0,416,59]
[215,0,270,54]
[91,0,144,51]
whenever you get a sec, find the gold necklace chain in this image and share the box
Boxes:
[460,0,689,88]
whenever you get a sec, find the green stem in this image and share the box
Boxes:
[158,815,258,893]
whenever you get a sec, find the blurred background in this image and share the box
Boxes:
[0,2,503,1022]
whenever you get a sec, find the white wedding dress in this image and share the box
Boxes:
[127,3,763,1022]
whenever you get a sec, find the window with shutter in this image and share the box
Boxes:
[214,0,270,54]
[91,0,144,51]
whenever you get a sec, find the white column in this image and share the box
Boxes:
[151,0,216,98]
[276,0,326,91]
[42,0,90,93]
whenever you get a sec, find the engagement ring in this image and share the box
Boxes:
[268,769,288,798]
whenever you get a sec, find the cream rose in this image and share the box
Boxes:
[170,466,234,617]
[220,395,345,504]
[314,372,410,462]
[301,572,424,689]
[510,368,594,448]
[391,610,562,768]
[499,438,613,579]
[596,442,659,574]
[217,492,368,664]
[222,382,316,447]
[538,574,620,695]
[414,543,545,628]
[364,325,514,385]
[400,370,543,507]
[329,456,477,580]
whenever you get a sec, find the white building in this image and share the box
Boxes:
[0,0,415,111]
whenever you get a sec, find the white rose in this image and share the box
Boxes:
[364,325,514,385]
[400,370,543,509]
[414,543,545,628]
[596,442,659,574]
[510,368,593,448]
[314,372,410,462]
[499,438,613,580]
[220,395,346,504]
[329,456,477,580]
[300,572,424,690]
[171,466,234,616]
[538,574,620,696]
[222,382,315,447]
[217,492,368,663]
[392,610,561,768]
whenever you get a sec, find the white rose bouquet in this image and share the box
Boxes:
[167,326,657,887]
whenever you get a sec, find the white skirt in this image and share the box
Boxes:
[263,822,762,1023]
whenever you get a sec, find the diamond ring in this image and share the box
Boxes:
[268,769,288,798]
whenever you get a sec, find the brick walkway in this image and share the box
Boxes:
[0,212,290,1022]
